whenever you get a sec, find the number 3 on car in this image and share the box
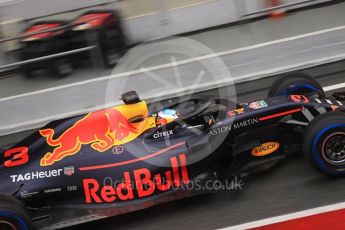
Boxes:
[4,147,29,168]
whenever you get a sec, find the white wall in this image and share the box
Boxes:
[242,0,332,16]
[9,0,114,19]
[123,0,333,43]
[124,0,238,42]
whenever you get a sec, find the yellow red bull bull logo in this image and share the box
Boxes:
[40,104,155,166]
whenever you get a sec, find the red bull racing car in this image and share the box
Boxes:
[2,73,345,229]
[18,10,126,78]
[18,20,73,78]
[66,10,126,68]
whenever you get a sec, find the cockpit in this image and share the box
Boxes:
[118,91,238,135]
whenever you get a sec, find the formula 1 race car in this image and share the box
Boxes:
[18,21,74,78]
[2,73,345,229]
[17,10,126,79]
[66,10,126,68]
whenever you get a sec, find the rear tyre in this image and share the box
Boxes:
[21,66,36,78]
[304,112,345,176]
[0,196,33,230]
[268,72,325,98]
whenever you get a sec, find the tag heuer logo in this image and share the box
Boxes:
[64,166,75,176]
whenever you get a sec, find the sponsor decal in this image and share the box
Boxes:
[227,108,245,117]
[326,99,333,105]
[64,166,75,176]
[153,130,174,139]
[112,145,124,155]
[188,125,203,129]
[67,185,78,192]
[314,98,342,108]
[44,188,62,194]
[20,191,38,199]
[233,118,259,129]
[83,154,189,204]
[315,98,322,104]
[249,102,261,110]
[10,169,63,183]
[210,118,259,136]
[210,124,232,136]
[4,146,29,168]
[249,100,268,110]
[39,107,151,167]
[251,142,280,156]
[290,95,309,103]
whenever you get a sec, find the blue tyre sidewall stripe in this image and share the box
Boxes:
[312,124,345,175]
[0,211,28,230]
[280,83,320,96]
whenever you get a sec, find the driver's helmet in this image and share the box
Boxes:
[157,109,179,125]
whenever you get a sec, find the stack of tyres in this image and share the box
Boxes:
[18,21,74,78]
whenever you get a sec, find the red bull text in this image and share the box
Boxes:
[83,154,189,203]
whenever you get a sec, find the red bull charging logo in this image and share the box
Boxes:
[40,108,139,166]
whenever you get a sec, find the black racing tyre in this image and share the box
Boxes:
[52,59,73,78]
[267,72,325,98]
[102,48,121,68]
[21,66,36,78]
[0,196,33,230]
[304,112,345,176]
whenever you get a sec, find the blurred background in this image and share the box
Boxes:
[0,0,336,51]
[0,0,338,60]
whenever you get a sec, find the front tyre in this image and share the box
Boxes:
[52,59,74,78]
[0,196,33,230]
[268,72,325,98]
[102,48,121,68]
[304,112,345,176]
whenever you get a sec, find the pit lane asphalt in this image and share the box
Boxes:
[1,61,345,230]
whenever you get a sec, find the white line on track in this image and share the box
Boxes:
[323,82,345,92]
[2,24,345,103]
[219,201,345,230]
[1,78,344,137]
